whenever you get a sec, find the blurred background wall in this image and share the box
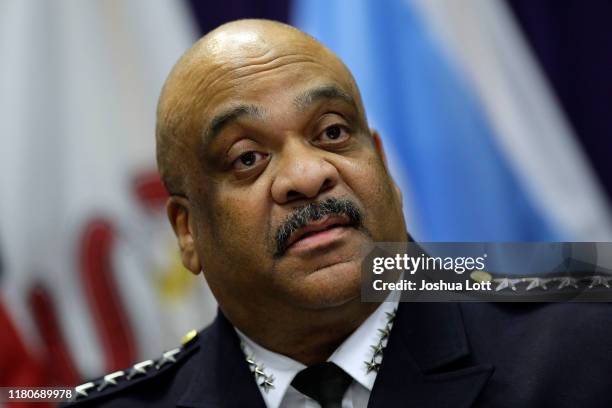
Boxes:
[1,0,611,397]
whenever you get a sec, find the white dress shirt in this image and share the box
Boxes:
[235,294,399,408]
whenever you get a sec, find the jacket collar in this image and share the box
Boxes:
[177,310,266,408]
[368,302,494,408]
[178,302,493,408]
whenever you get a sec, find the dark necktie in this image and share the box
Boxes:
[291,362,353,408]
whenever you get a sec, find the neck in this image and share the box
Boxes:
[223,298,379,365]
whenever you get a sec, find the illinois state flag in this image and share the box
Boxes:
[0,0,217,392]
[0,297,43,387]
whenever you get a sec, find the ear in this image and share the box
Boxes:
[370,128,388,167]
[371,129,403,208]
[166,196,202,275]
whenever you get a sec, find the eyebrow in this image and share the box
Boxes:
[293,85,357,112]
[203,104,265,145]
[201,85,356,146]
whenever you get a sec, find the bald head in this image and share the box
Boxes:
[155,19,365,195]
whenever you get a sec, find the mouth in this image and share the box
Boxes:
[285,215,352,253]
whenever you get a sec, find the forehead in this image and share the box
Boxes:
[202,53,356,113]
[178,27,354,110]
[183,47,360,154]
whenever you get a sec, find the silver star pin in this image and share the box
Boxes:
[494,278,520,292]
[588,275,611,289]
[246,356,257,368]
[97,370,125,392]
[365,360,380,373]
[240,342,276,392]
[259,375,275,392]
[75,382,95,399]
[155,348,181,369]
[557,277,579,290]
[378,327,390,340]
[371,343,385,357]
[385,310,396,322]
[253,365,267,377]
[126,359,154,380]
[524,277,549,291]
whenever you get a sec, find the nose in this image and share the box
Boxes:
[271,142,339,205]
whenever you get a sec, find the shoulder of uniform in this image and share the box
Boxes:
[61,329,201,407]
[469,270,612,296]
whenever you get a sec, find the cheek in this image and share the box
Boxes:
[193,183,274,274]
[339,153,405,241]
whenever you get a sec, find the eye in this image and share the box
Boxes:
[320,124,350,143]
[232,151,267,170]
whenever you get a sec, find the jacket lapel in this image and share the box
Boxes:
[177,310,266,408]
[368,302,494,408]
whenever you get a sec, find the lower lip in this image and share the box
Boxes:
[287,226,351,253]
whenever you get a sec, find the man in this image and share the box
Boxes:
[66,19,612,407]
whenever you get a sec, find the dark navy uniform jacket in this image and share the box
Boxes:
[63,302,612,407]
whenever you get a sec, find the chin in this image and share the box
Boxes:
[290,259,363,309]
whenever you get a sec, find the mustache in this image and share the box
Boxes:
[274,197,363,257]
